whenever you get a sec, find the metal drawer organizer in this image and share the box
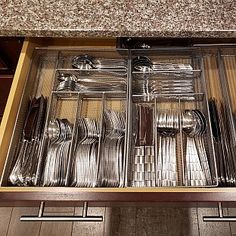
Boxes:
[128,49,217,188]
[1,47,218,188]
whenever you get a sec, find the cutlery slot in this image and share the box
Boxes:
[204,50,236,187]
[57,49,128,69]
[128,95,217,187]
[1,49,59,186]
[154,101,184,187]
[131,49,203,104]
[98,95,127,187]
[179,98,217,187]
[53,71,127,93]
[69,94,128,187]
[127,102,156,187]
[54,50,128,92]
[52,50,128,94]
[69,95,103,187]
[40,93,78,186]
[219,49,236,145]
[48,93,79,123]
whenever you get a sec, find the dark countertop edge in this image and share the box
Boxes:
[0,29,236,38]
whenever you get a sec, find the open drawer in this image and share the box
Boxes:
[1,39,236,203]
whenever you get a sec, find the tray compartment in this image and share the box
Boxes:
[1,49,59,186]
[127,48,217,187]
[40,93,78,187]
[203,48,236,187]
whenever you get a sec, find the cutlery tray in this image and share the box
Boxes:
[1,47,220,188]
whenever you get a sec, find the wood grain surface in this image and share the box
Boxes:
[198,207,231,236]
[0,206,233,236]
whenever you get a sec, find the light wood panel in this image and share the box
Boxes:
[0,40,37,177]
[1,186,236,203]
[7,207,41,236]
[203,55,223,100]
[1,186,236,193]
[223,56,236,111]
[38,38,116,48]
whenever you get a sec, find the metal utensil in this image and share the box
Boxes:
[182,110,212,186]
[42,119,72,186]
[156,110,179,187]
[9,96,47,186]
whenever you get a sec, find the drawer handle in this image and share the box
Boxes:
[203,202,236,222]
[20,201,103,222]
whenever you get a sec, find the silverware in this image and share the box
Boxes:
[133,56,194,77]
[132,146,155,187]
[42,119,72,186]
[57,73,78,91]
[9,96,47,186]
[72,54,127,77]
[182,110,212,186]
[132,105,155,187]
[209,99,236,187]
[133,79,194,95]
[56,72,126,92]
[72,55,95,70]
[71,118,100,187]
[156,110,179,187]
[99,109,126,187]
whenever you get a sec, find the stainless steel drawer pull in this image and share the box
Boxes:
[203,202,236,222]
[20,201,103,222]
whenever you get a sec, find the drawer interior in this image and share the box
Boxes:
[1,42,236,192]
[1,47,130,188]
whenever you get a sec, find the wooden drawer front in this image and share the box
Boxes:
[1,39,236,202]
[0,41,36,176]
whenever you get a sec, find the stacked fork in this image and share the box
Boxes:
[98,109,126,187]
[156,110,179,187]
[71,118,99,187]
[42,119,72,186]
